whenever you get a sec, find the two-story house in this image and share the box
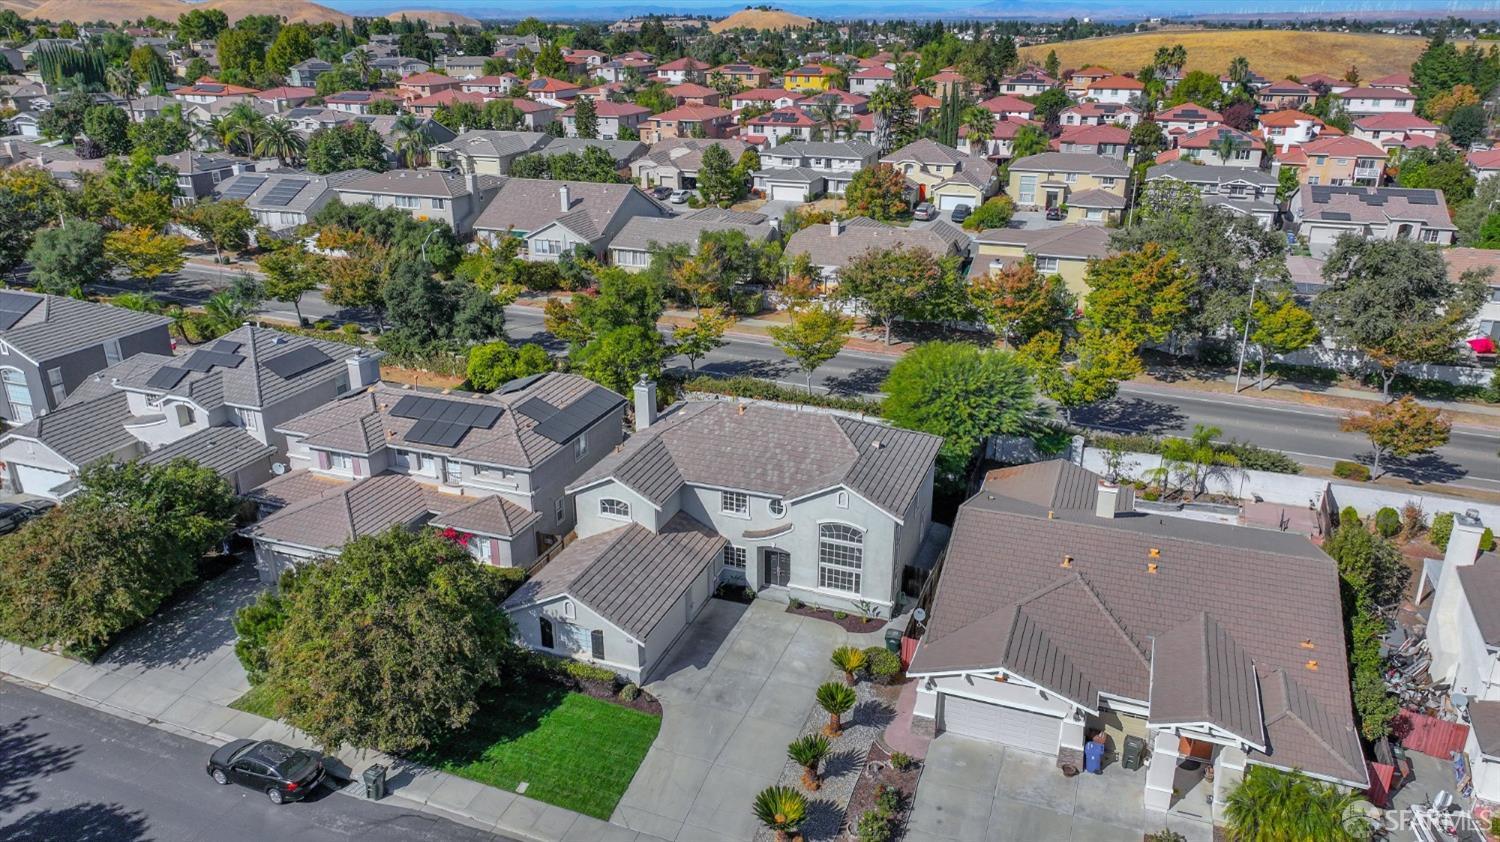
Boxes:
[472,180,669,261]
[849,65,895,96]
[459,74,520,97]
[1060,101,1138,128]
[1085,74,1144,105]
[970,224,1113,295]
[502,389,940,682]
[525,77,583,107]
[561,101,651,140]
[631,138,750,192]
[1286,135,1386,187]
[1006,151,1130,212]
[1067,66,1114,97]
[656,57,710,85]
[639,105,733,144]
[1164,126,1266,168]
[1257,79,1315,110]
[881,138,998,211]
[962,114,1043,163]
[1291,184,1456,256]
[785,217,968,282]
[172,78,259,105]
[1054,124,1131,159]
[215,169,374,233]
[664,82,719,108]
[1255,109,1325,150]
[157,151,253,203]
[980,94,1037,120]
[324,90,402,115]
[398,71,461,99]
[731,88,805,112]
[433,130,552,175]
[248,373,626,583]
[1339,86,1416,116]
[711,63,770,90]
[753,140,879,201]
[999,69,1057,96]
[744,107,819,144]
[1145,162,1280,229]
[1155,103,1223,135]
[334,169,503,236]
[783,65,834,92]
[1353,112,1440,155]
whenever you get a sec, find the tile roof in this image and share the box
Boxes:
[339,169,502,198]
[439,129,551,160]
[978,94,1035,114]
[1064,188,1127,209]
[1149,612,1267,746]
[1147,161,1277,189]
[1175,126,1265,151]
[247,472,458,550]
[1089,74,1143,90]
[0,293,168,361]
[882,138,990,171]
[1355,112,1437,131]
[1157,103,1224,123]
[785,216,967,269]
[504,513,725,640]
[570,401,940,520]
[244,468,350,509]
[472,178,661,242]
[908,463,1366,786]
[1457,554,1500,645]
[430,493,541,538]
[140,426,274,477]
[610,207,772,252]
[1006,151,1130,177]
[650,105,732,123]
[1342,86,1414,100]
[1468,700,1500,756]
[6,390,136,466]
[1298,185,1454,230]
[635,138,749,173]
[1302,135,1384,157]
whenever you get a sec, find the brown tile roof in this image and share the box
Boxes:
[1149,612,1267,746]
[1468,700,1500,756]
[1457,554,1500,645]
[430,493,541,539]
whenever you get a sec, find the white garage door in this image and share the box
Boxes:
[769,183,806,202]
[13,464,69,497]
[936,194,972,211]
[940,694,1060,755]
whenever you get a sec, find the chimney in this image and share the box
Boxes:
[1094,480,1133,519]
[465,170,480,196]
[346,351,380,392]
[632,376,657,432]
[559,183,571,213]
[1447,509,1487,568]
[829,218,842,237]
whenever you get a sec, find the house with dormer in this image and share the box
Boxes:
[753,140,878,201]
[881,138,998,211]
[1146,162,1280,229]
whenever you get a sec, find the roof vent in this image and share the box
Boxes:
[737,403,746,416]
[1149,548,1161,558]
[1147,562,1159,574]
[1305,659,1319,671]
[1300,639,1315,649]
[1060,555,1072,569]
[870,439,884,450]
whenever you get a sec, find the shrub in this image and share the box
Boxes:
[234,588,289,686]
[1340,506,1361,528]
[890,751,915,772]
[1431,512,1455,551]
[1333,460,1371,482]
[314,319,335,330]
[1401,501,1426,539]
[857,810,894,842]
[1375,507,1401,538]
[618,683,640,702]
[874,783,904,815]
[962,195,1015,231]
[562,660,618,685]
[1146,831,1187,842]
[340,322,363,336]
[863,646,903,682]
[1484,528,1496,552]
[675,373,881,415]
[1086,432,1301,475]
[833,610,848,620]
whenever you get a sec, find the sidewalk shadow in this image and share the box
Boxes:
[1380,453,1468,486]
[0,802,149,842]
[697,358,793,381]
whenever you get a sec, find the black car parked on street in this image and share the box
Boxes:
[207,740,327,804]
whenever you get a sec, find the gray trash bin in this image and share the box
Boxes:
[363,764,387,800]
[1122,736,1146,772]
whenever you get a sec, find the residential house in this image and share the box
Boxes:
[460,75,520,97]
[536,137,647,169]
[156,151,255,202]
[656,57,710,85]
[1054,124,1130,159]
[1164,126,1265,168]
[1443,249,1500,341]
[249,373,626,583]
[214,169,374,232]
[335,170,503,236]
[370,57,431,78]
[1257,79,1315,110]
[608,208,775,271]
[906,461,1367,819]
[1060,101,1138,128]
[665,82,720,108]
[1340,86,1416,116]
[356,114,457,165]
[783,65,834,92]
[1006,152,1130,212]
[639,105,733,144]
[799,88,867,118]
[597,58,656,84]
[473,179,668,261]
[561,101,650,140]
[255,86,315,113]
[753,140,879,201]
[287,59,331,88]
[1288,135,1386,187]
[971,225,1113,295]
[881,138,998,211]
[406,89,486,117]
[928,68,972,99]
[1354,113,1440,155]
[1470,149,1500,183]
[849,65,895,96]
[1067,66,1114,97]
[525,77,583,107]
[1255,109,1325,150]
[962,115,1042,163]
[731,88,805,112]
[1000,70,1057,96]
[508,392,940,682]
[1298,72,1349,93]
[712,63,770,89]
[981,95,1038,120]
[1291,184,1456,257]
[784,216,968,280]
[1085,74,1143,105]
[631,138,749,191]
[1219,70,1271,93]
[745,107,818,144]
[0,325,373,498]
[1145,162,1280,229]
[1369,73,1413,92]
[173,79,258,105]
[432,130,552,175]
[324,90,402,115]
[1155,103,1223,135]
[436,55,490,79]
[398,71,461,99]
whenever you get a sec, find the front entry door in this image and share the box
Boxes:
[763,549,791,587]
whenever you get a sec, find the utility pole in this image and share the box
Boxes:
[1233,278,1260,393]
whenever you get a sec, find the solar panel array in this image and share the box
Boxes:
[762,111,804,123]
[1321,211,1351,221]
[222,175,267,200]
[496,372,548,395]
[1408,193,1438,205]
[518,390,619,444]
[181,349,245,372]
[0,292,39,330]
[389,395,504,448]
[261,179,309,207]
[146,367,189,390]
[263,345,332,380]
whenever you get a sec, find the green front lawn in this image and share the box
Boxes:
[419,682,661,820]
[229,683,280,719]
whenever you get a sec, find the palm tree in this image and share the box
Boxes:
[197,116,232,151]
[1224,765,1364,841]
[815,681,856,737]
[813,94,841,141]
[893,55,918,90]
[224,102,266,156]
[1209,130,1241,165]
[350,49,372,85]
[751,786,807,842]
[254,118,305,166]
[393,114,432,168]
[1159,424,1240,501]
[203,291,253,335]
[111,292,162,313]
[962,105,995,155]
[830,646,867,685]
[868,83,906,154]
[785,734,830,792]
[108,65,138,109]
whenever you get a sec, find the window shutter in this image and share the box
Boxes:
[317,451,329,470]
[353,458,364,477]
[489,539,501,564]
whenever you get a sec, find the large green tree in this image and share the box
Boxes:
[767,304,852,393]
[305,123,389,174]
[968,260,1074,348]
[176,199,255,262]
[836,244,956,345]
[28,218,108,297]
[844,163,908,221]
[465,342,552,391]
[1081,243,1193,350]
[0,167,66,274]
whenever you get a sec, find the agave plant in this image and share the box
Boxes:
[751,785,807,841]
[786,733,830,791]
[815,681,857,737]
[830,645,867,685]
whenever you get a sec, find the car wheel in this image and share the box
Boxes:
[266,787,284,805]
[211,769,228,785]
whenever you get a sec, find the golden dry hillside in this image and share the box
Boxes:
[1020,29,1442,81]
[386,9,481,27]
[710,8,814,33]
[23,0,351,25]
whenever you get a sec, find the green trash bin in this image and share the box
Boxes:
[884,626,903,654]
[363,764,387,800]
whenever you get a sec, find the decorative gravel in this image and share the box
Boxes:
[754,671,898,842]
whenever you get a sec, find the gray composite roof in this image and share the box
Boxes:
[8,391,136,466]
[215,169,373,213]
[633,138,750,174]
[881,138,990,172]
[540,137,646,163]
[1457,554,1500,645]
[277,374,624,469]
[1063,188,1127,209]
[1468,700,1500,756]
[472,178,660,240]
[140,426,274,477]
[770,139,877,158]
[907,461,1366,786]
[975,223,1113,260]
[1298,184,1455,230]
[1007,151,1131,177]
[570,401,941,521]
[785,216,967,268]
[438,129,551,159]
[1148,161,1278,188]
[504,512,725,640]
[338,169,502,199]
[610,207,772,252]
[0,293,169,361]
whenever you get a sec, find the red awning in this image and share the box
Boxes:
[1468,336,1497,354]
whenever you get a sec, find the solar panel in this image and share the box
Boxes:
[496,372,547,394]
[147,366,189,390]
[531,390,618,444]
[391,394,502,447]
[222,175,267,200]
[262,345,331,379]
[261,180,309,208]
[181,350,245,372]
[515,396,559,422]
[210,339,243,353]
[0,292,39,330]
[405,419,468,447]
[1321,211,1352,221]
[1408,193,1438,205]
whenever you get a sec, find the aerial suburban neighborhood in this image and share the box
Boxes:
[2,5,1500,842]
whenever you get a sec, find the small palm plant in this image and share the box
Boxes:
[752,785,807,842]
[816,681,857,737]
[786,733,830,791]
[830,645,867,685]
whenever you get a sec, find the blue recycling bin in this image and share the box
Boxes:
[1084,741,1105,774]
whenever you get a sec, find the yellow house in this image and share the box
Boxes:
[970,224,1113,299]
[880,138,998,211]
[783,65,833,92]
[1005,152,1130,212]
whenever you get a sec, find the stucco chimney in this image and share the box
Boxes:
[1447,509,1487,568]
[632,376,657,432]
[829,218,842,237]
[345,351,380,392]
[559,183,571,213]
[1095,480,1133,519]
[465,170,480,196]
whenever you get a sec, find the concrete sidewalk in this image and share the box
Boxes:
[0,640,665,842]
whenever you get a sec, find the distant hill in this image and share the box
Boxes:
[709,8,814,34]
[386,9,481,27]
[21,0,351,24]
[1020,29,1440,81]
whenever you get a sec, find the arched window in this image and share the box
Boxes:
[600,498,630,519]
[818,523,864,594]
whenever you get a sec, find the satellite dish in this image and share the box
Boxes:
[271,462,288,475]
[913,608,927,623]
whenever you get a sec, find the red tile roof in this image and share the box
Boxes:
[650,105,732,122]
[1089,74,1143,91]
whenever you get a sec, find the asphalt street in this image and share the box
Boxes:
[0,681,517,842]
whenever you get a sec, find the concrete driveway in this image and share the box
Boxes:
[909,735,1214,842]
[612,597,880,841]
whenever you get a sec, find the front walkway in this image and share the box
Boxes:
[613,597,884,841]
[908,735,1214,842]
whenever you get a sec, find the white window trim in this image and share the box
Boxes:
[599,498,631,520]
[720,490,749,518]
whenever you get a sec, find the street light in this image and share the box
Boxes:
[1233,277,1261,393]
